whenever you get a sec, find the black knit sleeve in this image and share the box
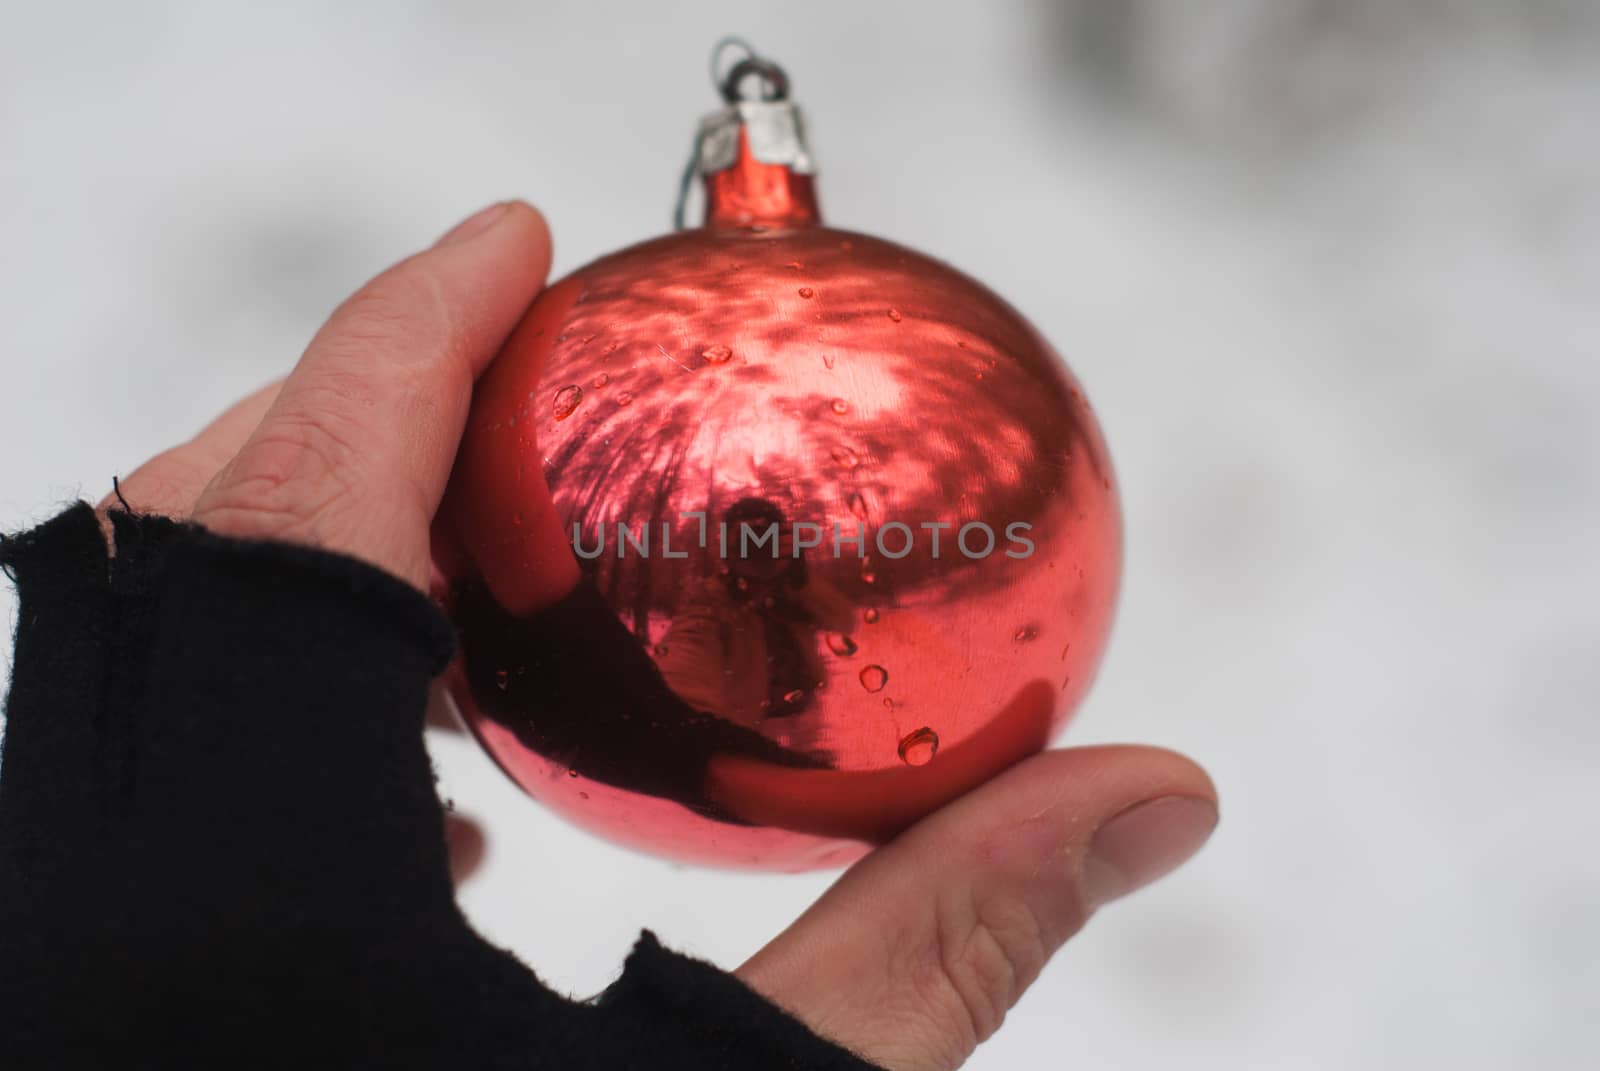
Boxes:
[0,503,879,1071]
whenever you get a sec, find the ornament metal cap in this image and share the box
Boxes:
[693,100,816,179]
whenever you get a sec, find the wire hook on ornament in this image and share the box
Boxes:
[711,36,791,102]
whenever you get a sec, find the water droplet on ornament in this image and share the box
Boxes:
[847,492,869,520]
[864,608,880,624]
[1014,625,1039,642]
[831,446,859,469]
[859,665,888,692]
[735,576,750,592]
[701,344,733,365]
[860,562,877,585]
[592,372,610,388]
[512,512,523,527]
[840,239,854,251]
[882,697,894,709]
[654,642,669,656]
[495,669,509,691]
[898,727,939,766]
[604,340,621,354]
[578,791,590,800]
[616,392,634,407]
[786,260,804,269]
[887,308,903,323]
[826,633,858,656]
[975,372,985,381]
[831,398,849,415]
[783,689,806,703]
[798,286,815,299]
[1060,643,1071,661]
[553,385,583,420]
[823,354,836,370]
[567,768,580,778]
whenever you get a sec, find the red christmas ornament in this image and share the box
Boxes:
[436,44,1120,870]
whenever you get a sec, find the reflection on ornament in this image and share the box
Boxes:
[437,41,1120,870]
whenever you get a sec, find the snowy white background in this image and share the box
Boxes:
[3,1,1597,1067]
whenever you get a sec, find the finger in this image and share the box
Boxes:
[445,813,487,886]
[97,380,283,518]
[192,201,553,589]
[735,745,1218,1071]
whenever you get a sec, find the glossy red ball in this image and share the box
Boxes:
[437,123,1120,871]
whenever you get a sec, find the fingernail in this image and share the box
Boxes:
[1082,796,1217,909]
[436,202,510,247]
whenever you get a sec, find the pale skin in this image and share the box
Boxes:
[99,201,1218,1071]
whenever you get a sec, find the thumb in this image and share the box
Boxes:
[193,201,552,589]
[735,745,1218,1071]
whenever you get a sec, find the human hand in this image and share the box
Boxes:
[102,201,1218,1071]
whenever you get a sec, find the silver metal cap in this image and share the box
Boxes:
[693,100,817,177]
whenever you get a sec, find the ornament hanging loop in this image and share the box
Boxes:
[711,37,790,103]
[720,57,790,102]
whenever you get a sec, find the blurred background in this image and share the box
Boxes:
[2,1,1597,1067]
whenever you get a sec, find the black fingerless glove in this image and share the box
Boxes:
[0,503,877,1071]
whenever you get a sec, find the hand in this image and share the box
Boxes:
[102,201,1218,1071]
